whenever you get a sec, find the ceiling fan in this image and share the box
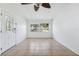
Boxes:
[21,3,51,11]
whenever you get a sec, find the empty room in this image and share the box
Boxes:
[0,3,79,56]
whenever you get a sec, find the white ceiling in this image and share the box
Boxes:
[0,3,69,20]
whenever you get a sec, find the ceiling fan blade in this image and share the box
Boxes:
[34,5,39,11]
[42,3,51,8]
[21,3,32,5]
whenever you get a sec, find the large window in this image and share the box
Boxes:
[31,24,39,32]
[40,23,49,32]
[30,23,49,32]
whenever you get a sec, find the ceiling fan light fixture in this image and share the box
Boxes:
[34,5,39,11]
[42,3,51,8]
[21,3,51,12]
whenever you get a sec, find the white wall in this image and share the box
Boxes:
[27,20,52,38]
[53,4,79,55]
[0,4,27,44]
[16,18,27,44]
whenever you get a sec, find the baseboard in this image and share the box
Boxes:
[54,38,79,55]
[1,45,16,55]
[66,47,79,55]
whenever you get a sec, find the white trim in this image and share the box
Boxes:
[54,37,79,55]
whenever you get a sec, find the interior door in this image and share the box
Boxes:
[1,11,16,53]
